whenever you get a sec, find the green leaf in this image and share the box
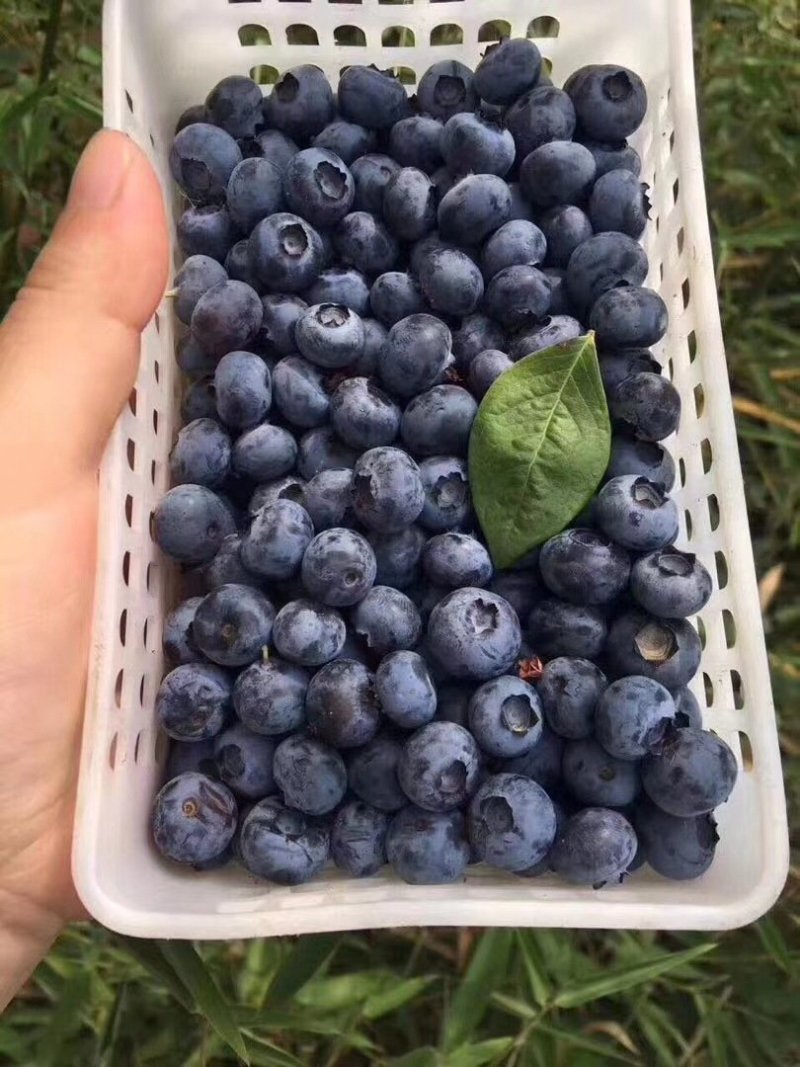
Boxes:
[468,334,610,567]
[388,1049,439,1067]
[363,976,435,1019]
[531,1023,636,1064]
[115,937,194,1013]
[515,932,551,1008]
[267,934,340,1002]
[35,971,90,1066]
[755,916,795,976]
[552,943,717,1009]
[443,930,514,1051]
[296,972,388,1011]
[157,941,250,1064]
[448,1038,515,1066]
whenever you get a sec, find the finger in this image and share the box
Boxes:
[0,130,170,508]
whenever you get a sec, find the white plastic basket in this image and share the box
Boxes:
[73,0,788,937]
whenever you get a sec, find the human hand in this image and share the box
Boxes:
[0,130,169,1006]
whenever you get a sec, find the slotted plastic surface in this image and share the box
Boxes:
[73,0,788,937]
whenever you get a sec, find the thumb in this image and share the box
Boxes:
[0,129,170,509]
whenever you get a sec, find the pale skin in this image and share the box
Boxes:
[0,130,170,1008]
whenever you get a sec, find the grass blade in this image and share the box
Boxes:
[267,934,340,1002]
[443,930,514,1051]
[448,1038,515,1066]
[515,932,551,1008]
[114,937,194,1013]
[363,976,436,1020]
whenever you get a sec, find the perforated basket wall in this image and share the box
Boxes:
[73,0,788,936]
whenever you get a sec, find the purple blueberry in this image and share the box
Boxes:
[192,584,275,666]
[156,663,232,742]
[347,734,407,812]
[595,475,679,551]
[538,657,607,740]
[154,484,236,564]
[550,807,638,886]
[272,599,346,666]
[233,657,310,735]
[468,675,543,758]
[605,610,702,690]
[301,528,377,607]
[241,499,314,580]
[239,796,330,885]
[387,807,470,884]
[332,801,388,877]
[152,772,237,866]
[398,721,480,811]
[468,773,556,872]
[427,587,521,681]
[352,585,422,654]
[306,659,380,748]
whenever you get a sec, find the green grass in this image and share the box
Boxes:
[1,1,799,1063]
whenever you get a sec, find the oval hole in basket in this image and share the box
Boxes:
[154,311,161,335]
[239,24,271,46]
[703,672,714,706]
[139,674,147,707]
[430,24,463,45]
[730,669,744,709]
[148,510,157,543]
[108,733,119,770]
[737,731,754,771]
[154,731,168,764]
[379,0,413,5]
[682,278,691,309]
[152,409,159,434]
[330,0,362,4]
[146,561,158,592]
[701,437,713,473]
[119,609,128,647]
[154,360,160,384]
[667,357,673,380]
[527,15,559,38]
[149,132,156,149]
[382,25,414,46]
[688,329,697,362]
[670,129,676,153]
[659,262,664,283]
[250,65,279,85]
[335,25,366,46]
[672,177,679,204]
[143,616,150,650]
[124,494,133,527]
[707,493,720,530]
[128,387,137,415]
[541,57,553,76]
[478,19,511,42]
[125,90,134,113]
[722,608,736,649]
[715,550,728,590]
[655,214,660,233]
[286,24,319,44]
[696,615,706,650]
[126,438,135,471]
[114,669,124,708]
[677,226,685,254]
[694,382,705,417]
[684,508,693,541]
[150,459,157,486]
[134,731,145,764]
[679,457,686,487]
[392,66,416,84]
[122,551,131,586]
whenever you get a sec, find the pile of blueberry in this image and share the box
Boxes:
[151,40,737,889]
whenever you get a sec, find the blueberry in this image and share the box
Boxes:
[642,726,737,817]
[674,686,703,729]
[634,800,718,880]
[352,447,425,532]
[417,60,478,122]
[225,239,260,288]
[233,422,297,482]
[605,611,702,690]
[181,377,219,423]
[192,584,275,667]
[611,374,681,448]
[452,314,507,370]
[468,676,543,758]
[597,676,676,761]
[333,212,399,278]
[248,128,300,173]
[551,807,638,886]
[347,734,407,812]
[206,74,262,138]
[338,65,410,130]
[191,280,263,358]
[350,153,401,214]
[539,205,593,269]
[273,735,346,815]
[175,103,207,134]
[175,255,229,325]
[590,287,669,350]
[401,385,477,457]
[567,65,647,141]
[630,549,712,619]
[417,248,484,318]
[241,499,314,580]
[330,378,401,450]
[225,158,284,234]
[163,597,204,665]
[156,663,232,741]
[438,174,512,244]
[295,303,365,370]
[272,599,346,666]
[165,738,218,780]
[353,585,422,654]
[312,120,377,164]
[368,524,427,588]
[370,272,426,327]
[539,528,631,605]
[398,721,480,811]
[248,475,307,517]
[239,796,330,885]
[213,723,275,799]
[331,801,388,877]
[588,168,650,238]
[263,65,335,142]
[383,168,437,242]
[423,533,492,588]
[519,141,596,209]
[303,469,355,531]
[200,534,259,591]
[213,351,271,431]
[606,436,676,490]
[378,314,453,400]
[485,265,551,330]
[481,220,547,282]
[305,659,380,748]
[508,315,583,360]
[258,292,307,357]
[505,85,576,157]
[249,213,323,293]
[595,475,679,551]
[468,349,513,398]
[301,528,377,607]
[486,570,539,623]
[418,456,471,531]
[503,724,564,792]
[155,485,236,564]
[565,739,641,811]
[528,598,607,660]
[474,37,542,105]
[538,657,607,740]
[598,349,659,392]
[234,657,310,736]
[565,231,649,316]
[358,318,389,375]
[177,203,237,262]
[271,356,328,429]
[581,138,641,177]
[170,123,242,203]
[409,231,456,276]
[374,651,437,730]
[468,773,555,872]
[387,806,469,884]
[440,112,515,178]
[387,115,442,173]
[505,182,533,222]
[169,418,231,489]
[284,147,355,230]
[427,588,521,680]
[305,266,371,316]
[407,583,449,630]
[297,427,359,480]
[152,772,237,866]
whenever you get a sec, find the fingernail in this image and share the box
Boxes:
[68,130,135,210]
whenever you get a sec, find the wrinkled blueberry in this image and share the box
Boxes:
[351,153,401,214]
[152,772,237,865]
[418,456,472,532]
[239,796,330,885]
[330,377,401,450]
[538,657,607,740]
[332,801,388,877]
[304,469,355,531]
[398,721,480,811]
[468,773,556,872]
[156,663,232,741]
